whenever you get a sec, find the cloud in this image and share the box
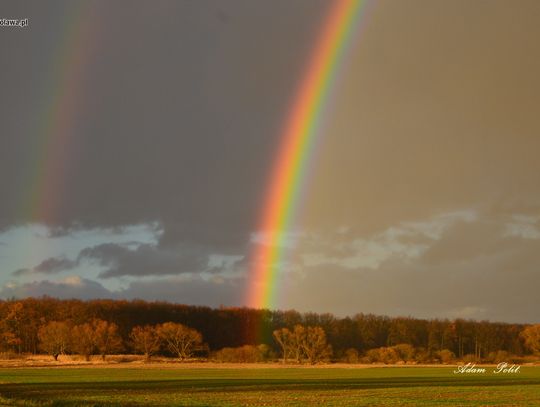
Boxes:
[0,276,112,300]
[281,241,540,324]
[504,214,540,239]
[0,275,245,308]
[2,209,539,323]
[2,1,540,322]
[296,210,477,270]
[273,210,540,323]
[120,276,245,307]
[78,243,213,278]
[12,256,77,276]
[0,0,328,260]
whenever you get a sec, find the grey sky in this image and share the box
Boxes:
[1,0,539,323]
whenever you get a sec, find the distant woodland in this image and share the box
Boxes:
[1,298,538,364]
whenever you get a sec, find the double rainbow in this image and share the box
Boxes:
[248,0,368,309]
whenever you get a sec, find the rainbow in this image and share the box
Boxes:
[248,0,368,309]
[20,3,97,224]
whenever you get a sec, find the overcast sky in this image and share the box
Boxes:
[1,0,539,323]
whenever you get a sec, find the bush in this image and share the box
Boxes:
[213,345,270,363]
[393,344,415,362]
[365,348,380,363]
[343,348,359,363]
[485,350,525,364]
[436,349,455,364]
[0,351,22,360]
[365,347,400,364]
[461,354,478,363]
[413,347,432,363]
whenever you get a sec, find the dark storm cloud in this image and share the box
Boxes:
[0,277,112,300]
[1,275,245,307]
[78,242,212,278]
[11,256,77,276]
[120,277,244,307]
[0,0,328,256]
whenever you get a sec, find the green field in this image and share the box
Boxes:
[0,366,539,406]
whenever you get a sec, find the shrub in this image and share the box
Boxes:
[393,344,415,362]
[213,345,269,363]
[343,348,359,364]
[413,347,431,363]
[486,350,511,363]
[461,354,478,363]
[436,349,455,364]
[365,347,400,364]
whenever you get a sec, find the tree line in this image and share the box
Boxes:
[38,319,202,361]
[0,297,538,363]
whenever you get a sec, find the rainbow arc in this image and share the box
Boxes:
[248,0,368,310]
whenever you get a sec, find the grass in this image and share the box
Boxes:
[0,365,539,406]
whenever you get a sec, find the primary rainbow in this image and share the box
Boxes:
[247,0,368,309]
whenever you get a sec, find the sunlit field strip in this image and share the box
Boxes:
[1,366,539,406]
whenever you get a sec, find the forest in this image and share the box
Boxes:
[0,297,538,364]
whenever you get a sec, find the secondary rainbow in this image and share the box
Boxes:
[20,3,97,224]
[247,0,368,309]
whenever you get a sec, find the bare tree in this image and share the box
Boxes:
[38,321,71,361]
[71,319,123,361]
[130,325,161,361]
[94,319,123,360]
[300,326,332,364]
[273,328,293,363]
[71,322,97,361]
[274,325,330,364]
[156,322,202,360]
[273,326,305,363]
[291,325,306,363]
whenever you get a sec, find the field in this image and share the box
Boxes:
[1,365,539,406]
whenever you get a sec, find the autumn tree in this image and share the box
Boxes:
[274,325,331,364]
[273,327,294,363]
[0,302,24,353]
[300,326,332,364]
[130,325,160,361]
[70,319,122,361]
[290,325,306,363]
[93,319,123,360]
[71,322,97,361]
[521,324,540,355]
[273,325,305,363]
[38,321,71,360]
[156,322,202,360]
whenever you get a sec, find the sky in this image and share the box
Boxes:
[1,0,539,323]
